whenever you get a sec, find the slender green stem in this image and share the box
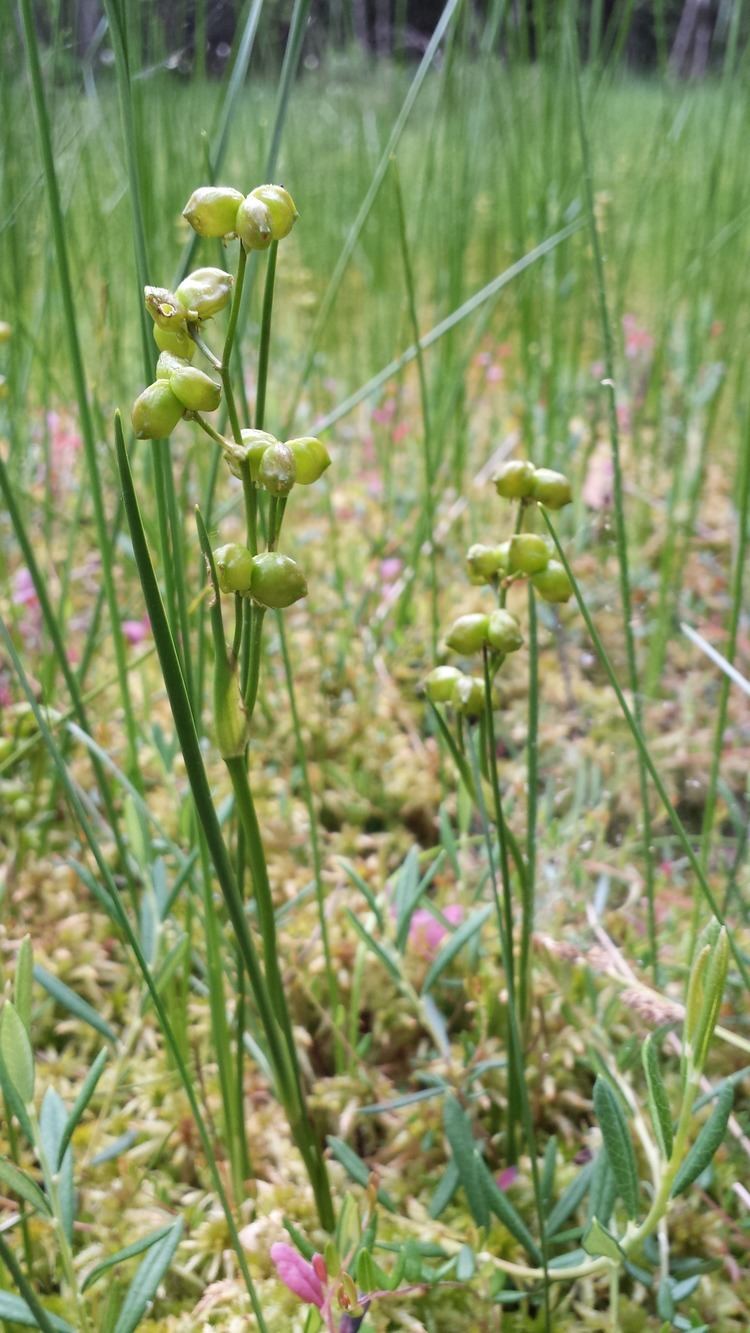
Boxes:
[30,1107,92,1333]
[569,22,657,980]
[521,584,538,1030]
[277,615,343,1071]
[542,510,750,990]
[220,246,247,447]
[466,727,551,1330]
[255,243,278,431]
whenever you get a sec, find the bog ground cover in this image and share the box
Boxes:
[0,3,749,1329]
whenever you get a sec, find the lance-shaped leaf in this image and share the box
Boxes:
[112,1217,183,1333]
[642,1034,673,1160]
[582,1217,626,1262]
[0,1002,34,1106]
[443,1096,489,1229]
[592,1078,639,1220]
[671,1081,734,1197]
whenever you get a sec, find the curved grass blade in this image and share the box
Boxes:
[82,1220,178,1293]
[0,1280,70,1333]
[57,1048,109,1169]
[0,1159,51,1217]
[422,905,492,994]
[479,1160,542,1265]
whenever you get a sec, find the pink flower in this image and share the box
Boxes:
[270,1243,325,1308]
[372,397,396,425]
[485,364,503,384]
[496,1165,519,1191]
[380,557,402,583]
[12,568,38,609]
[391,421,410,444]
[122,617,150,645]
[408,904,463,958]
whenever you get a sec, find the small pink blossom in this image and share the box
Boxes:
[391,421,410,444]
[122,617,150,645]
[485,364,503,384]
[408,904,463,958]
[12,568,38,609]
[372,397,396,425]
[496,1165,519,1191]
[380,557,402,583]
[270,1243,325,1308]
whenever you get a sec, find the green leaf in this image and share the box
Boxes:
[593,1078,640,1219]
[57,1048,109,1169]
[429,1159,460,1219]
[338,859,384,930]
[587,1148,616,1228]
[479,1160,542,1264]
[344,909,402,986]
[82,1221,180,1293]
[541,1135,557,1209]
[0,1001,35,1105]
[546,1159,595,1238]
[442,1096,489,1229]
[39,1089,74,1243]
[0,1292,74,1332]
[34,965,117,1044]
[0,1158,51,1216]
[326,1138,396,1211]
[112,1218,183,1333]
[671,1081,734,1197]
[582,1217,625,1262]
[14,937,34,1036]
[422,906,492,993]
[455,1244,476,1281]
[395,851,446,953]
[642,1033,673,1160]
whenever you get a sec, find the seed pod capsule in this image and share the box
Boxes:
[169,365,222,413]
[156,351,191,380]
[531,467,572,509]
[252,184,298,239]
[494,459,536,499]
[487,608,524,654]
[131,381,184,439]
[508,533,550,575]
[213,544,254,595]
[153,324,196,360]
[175,268,234,321]
[236,184,299,251]
[531,560,573,603]
[466,543,507,585]
[250,552,307,609]
[452,675,485,717]
[445,613,489,655]
[423,665,463,703]
[145,286,188,331]
[182,185,244,239]
[258,440,296,495]
[287,436,331,485]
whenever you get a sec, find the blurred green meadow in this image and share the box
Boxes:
[1,2,749,1329]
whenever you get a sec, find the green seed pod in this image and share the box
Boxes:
[213,544,254,594]
[508,533,550,575]
[287,436,331,485]
[445,613,489,655]
[144,285,188,331]
[175,267,234,320]
[258,440,296,495]
[232,428,278,482]
[423,665,463,703]
[452,675,485,718]
[487,608,523,654]
[236,192,273,251]
[182,185,244,238]
[169,364,222,412]
[531,559,573,603]
[466,543,506,585]
[153,324,196,360]
[0,321,11,343]
[494,459,536,499]
[250,552,307,609]
[156,351,191,380]
[531,467,572,509]
[251,184,298,239]
[131,381,184,440]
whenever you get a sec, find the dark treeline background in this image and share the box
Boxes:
[17,0,748,79]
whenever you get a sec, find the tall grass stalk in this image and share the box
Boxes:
[568,24,658,980]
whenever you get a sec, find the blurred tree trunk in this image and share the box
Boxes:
[670,0,715,76]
